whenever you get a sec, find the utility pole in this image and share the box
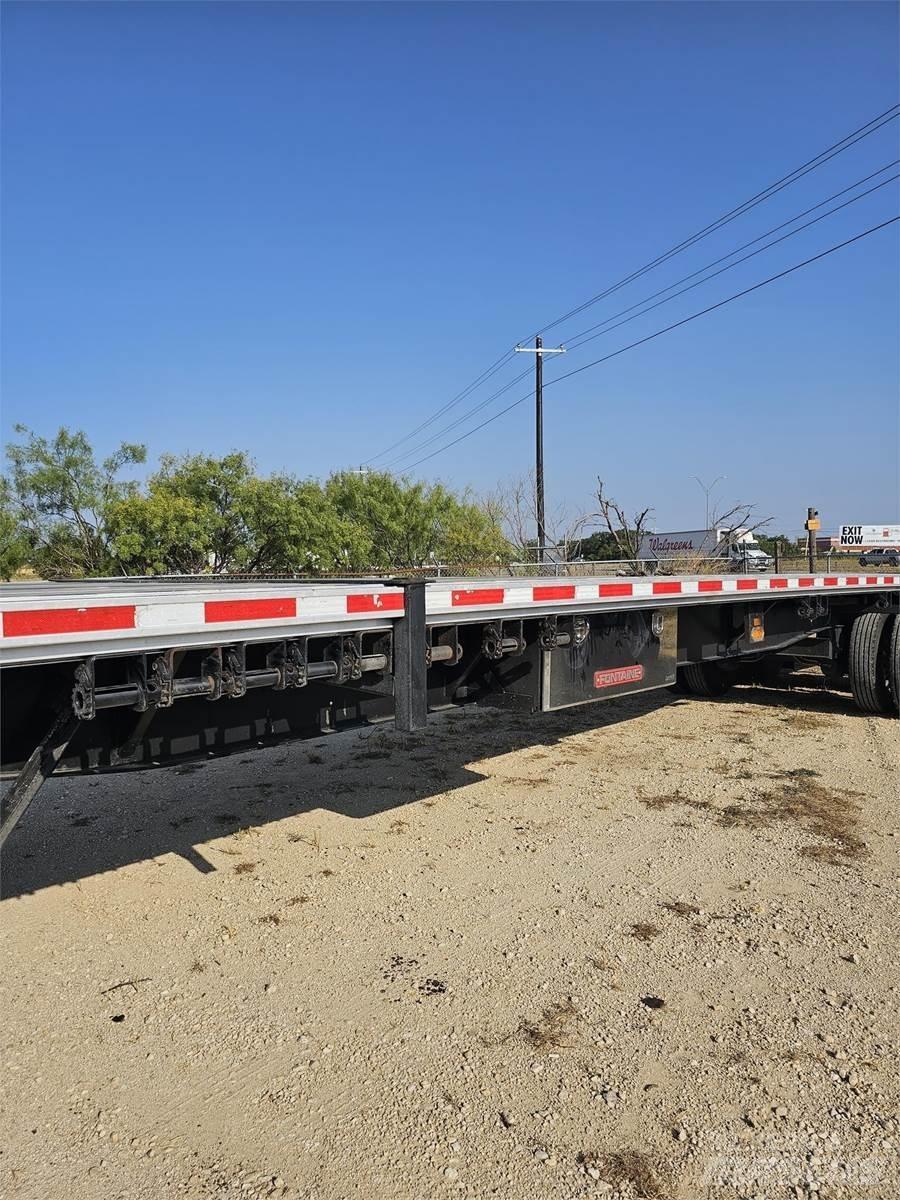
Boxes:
[535,336,545,560]
[515,338,565,561]
[806,506,820,572]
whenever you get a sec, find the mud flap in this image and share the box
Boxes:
[541,609,677,711]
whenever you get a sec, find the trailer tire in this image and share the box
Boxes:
[678,662,732,697]
[889,615,900,715]
[848,612,893,714]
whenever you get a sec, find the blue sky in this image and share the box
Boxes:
[2,1,898,537]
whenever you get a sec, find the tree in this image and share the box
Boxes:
[485,470,588,561]
[107,454,369,575]
[755,531,800,556]
[325,471,509,570]
[0,477,30,579]
[709,501,774,549]
[572,530,622,561]
[5,426,146,577]
[589,479,655,566]
[4,428,514,578]
[238,475,369,574]
[435,492,510,565]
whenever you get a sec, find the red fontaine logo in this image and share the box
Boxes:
[593,664,644,689]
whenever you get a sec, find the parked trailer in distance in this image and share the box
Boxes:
[638,528,773,572]
[1,571,898,855]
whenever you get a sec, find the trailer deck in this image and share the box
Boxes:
[1,571,896,665]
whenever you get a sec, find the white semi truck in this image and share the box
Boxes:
[638,527,773,572]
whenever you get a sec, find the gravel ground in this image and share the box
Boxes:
[1,684,898,1200]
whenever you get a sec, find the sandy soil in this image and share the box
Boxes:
[1,684,898,1200]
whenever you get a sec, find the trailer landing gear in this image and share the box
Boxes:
[0,706,79,851]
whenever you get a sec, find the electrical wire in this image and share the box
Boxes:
[564,159,899,348]
[384,172,897,472]
[364,103,899,468]
[363,347,517,465]
[395,216,899,473]
[563,171,898,354]
[526,104,900,340]
[379,364,534,471]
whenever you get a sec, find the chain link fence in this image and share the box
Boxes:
[396,553,867,579]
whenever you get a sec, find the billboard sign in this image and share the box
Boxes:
[638,530,716,559]
[839,524,900,547]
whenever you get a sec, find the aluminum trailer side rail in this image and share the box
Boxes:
[1,572,896,666]
[2,573,898,853]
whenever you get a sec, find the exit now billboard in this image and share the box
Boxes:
[839,524,900,547]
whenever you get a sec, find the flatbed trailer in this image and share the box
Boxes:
[2,571,898,850]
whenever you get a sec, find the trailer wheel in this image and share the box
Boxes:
[848,612,893,714]
[889,615,900,716]
[678,662,732,697]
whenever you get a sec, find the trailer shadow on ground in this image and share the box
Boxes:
[0,682,869,900]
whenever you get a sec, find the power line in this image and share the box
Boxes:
[384,172,896,472]
[363,347,517,465]
[563,171,898,354]
[379,366,533,471]
[366,103,898,468]
[527,104,900,340]
[546,216,899,389]
[564,160,899,348]
[396,216,898,473]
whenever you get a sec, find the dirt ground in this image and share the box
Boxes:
[1,684,898,1200]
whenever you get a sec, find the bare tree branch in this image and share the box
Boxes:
[586,480,655,571]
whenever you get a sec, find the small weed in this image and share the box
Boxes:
[286,895,309,906]
[495,775,553,788]
[641,779,866,865]
[520,998,579,1049]
[630,923,662,942]
[234,861,257,875]
[258,913,282,926]
[641,789,699,811]
[577,1149,666,1199]
[661,901,701,918]
[289,829,321,852]
[190,960,206,973]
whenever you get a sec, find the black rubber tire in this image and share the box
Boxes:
[888,615,900,716]
[678,662,732,697]
[848,611,893,714]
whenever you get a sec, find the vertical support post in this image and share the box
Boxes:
[807,506,818,573]
[393,580,428,732]
[535,335,546,564]
[774,539,781,572]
